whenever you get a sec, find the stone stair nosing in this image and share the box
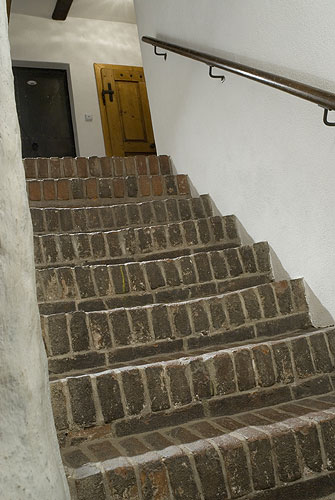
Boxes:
[43,278,310,377]
[33,215,240,268]
[36,242,273,315]
[30,195,213,235]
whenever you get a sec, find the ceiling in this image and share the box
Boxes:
[11,0,137,24]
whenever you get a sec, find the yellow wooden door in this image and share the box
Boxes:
[95,64,156,157]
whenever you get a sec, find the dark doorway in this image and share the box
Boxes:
[13,66,76,158]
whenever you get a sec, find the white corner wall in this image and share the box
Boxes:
[8,13,142,157]
[0,1,69,496]
[134,0,335,321]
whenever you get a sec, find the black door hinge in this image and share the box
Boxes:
[102,83,114,105]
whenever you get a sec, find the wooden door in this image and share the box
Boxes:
[95,64,156,157]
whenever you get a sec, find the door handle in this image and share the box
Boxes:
[102,83,114,105]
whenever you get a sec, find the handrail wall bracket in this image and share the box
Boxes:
[154,46,167,61]
[323,109,335,127]
[209,65,225,83]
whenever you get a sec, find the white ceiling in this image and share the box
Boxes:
[11,0,137,24]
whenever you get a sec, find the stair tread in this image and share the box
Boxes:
[27,173,191,207]
[65,396,335,499]
[50,325,328,379]
[30,195,213,234]
[34,215,240,268]
[43,278,311,377]
[24,155,173,179]
[51,325,335,460]
[36,242,272,314]
[63,393,335,467]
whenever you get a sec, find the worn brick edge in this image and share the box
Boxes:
[24,155,173,179]
[36,242,272,310]
[66,407,335,500]
[34,215,240,268]
[30,195,213,235]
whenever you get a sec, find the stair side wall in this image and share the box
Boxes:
[0,2,70,498]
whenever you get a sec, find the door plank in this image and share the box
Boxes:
[101,68,124,156]
[138,82,155,147]
[52,0,73,20]
[117,81,146,141]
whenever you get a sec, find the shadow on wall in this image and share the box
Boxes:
[236,213,334,328]
[187,170,335,329]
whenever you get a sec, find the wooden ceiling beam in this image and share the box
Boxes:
[52,0,73,21]
[6,0,12,20]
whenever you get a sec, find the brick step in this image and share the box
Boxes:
[27,174,190,207]
[30,195,213,234]
[43,279,310,377]
[34,215,240,268]
[51,327,335,447]
[37,242,272,314]
[64,394,335,500]
[24,155,172,179]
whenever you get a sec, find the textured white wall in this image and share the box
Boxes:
[0,1,70,497]
[134,0,335,321]
[9,13,142,157]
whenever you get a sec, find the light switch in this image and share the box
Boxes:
[85,114,93,122]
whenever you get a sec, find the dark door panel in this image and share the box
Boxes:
[13,67,76,158]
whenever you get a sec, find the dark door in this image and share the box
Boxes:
[13,67,76,158]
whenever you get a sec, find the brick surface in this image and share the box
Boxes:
[57,179,70,200]
[86,178,97,199]
[25,155,335,500]
[163,451,202,499]
[96,372,124,422]
[152,176,163,196]
[24,158,37,178]
[139,175,151,196]
[148,155,159,175]
[273,427,302,482]
[217,435,252,498]
[43,180,56,200]
[105,460,139,499]
[29,181,41,201]
[68,376,96,427]
[75,469,106,500]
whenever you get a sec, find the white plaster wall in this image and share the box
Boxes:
[134,0,335,321]
[9,13,142,157]
[0,1,69,497]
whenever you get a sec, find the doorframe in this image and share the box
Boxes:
[12,60,79,156]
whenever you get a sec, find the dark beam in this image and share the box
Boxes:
[6,0,12,20]
[52,0,73,21]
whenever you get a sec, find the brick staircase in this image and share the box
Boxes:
[26,155,335,500]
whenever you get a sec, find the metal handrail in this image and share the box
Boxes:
[142,36,335,126]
